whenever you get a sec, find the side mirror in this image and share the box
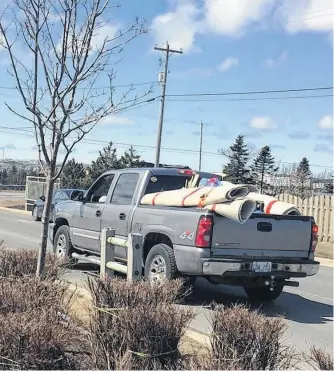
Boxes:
[98,195,107,203]
[40,196,45,202]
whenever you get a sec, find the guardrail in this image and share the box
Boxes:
[100,228,143,282]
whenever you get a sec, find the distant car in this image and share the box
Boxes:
[32,188,85,222]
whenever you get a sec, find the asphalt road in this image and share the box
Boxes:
[0,207,332,358]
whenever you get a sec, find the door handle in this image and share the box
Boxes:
[119,213,126,220]
[96,210,102,217]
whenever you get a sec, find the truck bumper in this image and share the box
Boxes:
[173,245,320,278]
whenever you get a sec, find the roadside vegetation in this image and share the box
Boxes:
[0,247,332,370]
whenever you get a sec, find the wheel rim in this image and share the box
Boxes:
[33,207,38,219]
[56,234,67,259]
[148,254,167,282]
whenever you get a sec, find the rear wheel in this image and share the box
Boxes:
[244,282,284,302]
[144,243,178,282]
[32,206,41,221]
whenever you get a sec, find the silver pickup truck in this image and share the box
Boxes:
[50,167,319,302]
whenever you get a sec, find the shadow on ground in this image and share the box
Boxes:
[186,278,333,326]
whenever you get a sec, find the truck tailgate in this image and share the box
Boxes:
[211,214,313,259]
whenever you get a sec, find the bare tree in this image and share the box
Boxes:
[0,0,150,276]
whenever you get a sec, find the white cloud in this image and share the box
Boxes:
[150,1,201,53]
[276,0,333,34]
[150,0,333,52]
[90,24,118,51]
[100,115,134,126]
[218,56,239,72]
[265,51,288,68]
[318,115,333,130]
[250,116,276,130]
[203,0,275,36]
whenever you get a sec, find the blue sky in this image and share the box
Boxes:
[0,0,333,175]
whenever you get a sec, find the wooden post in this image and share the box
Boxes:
[127,233,143,282]
[100,228,115,279]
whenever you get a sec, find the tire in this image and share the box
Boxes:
[244,282,284,302]
[32,206,41,221]
[144,243,178,282]
[53,225,76,263]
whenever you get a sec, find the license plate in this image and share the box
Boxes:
[252,261,272,273]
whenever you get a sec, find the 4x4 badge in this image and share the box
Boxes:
[179,230,194,240]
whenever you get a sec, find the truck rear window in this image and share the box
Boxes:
[145,175,191,194]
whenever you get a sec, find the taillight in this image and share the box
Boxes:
[311,223,318,252]
[195,216,212,248]
[178,169,196,175]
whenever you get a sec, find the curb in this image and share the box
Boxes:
[315,257,333,268]
[0,206,30,216]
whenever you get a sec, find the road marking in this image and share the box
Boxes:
[18,219,33,224]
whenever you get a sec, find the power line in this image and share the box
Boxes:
[166,86,333,98]
[166,94,333,102]
[0,128,332,169]
[0,81,159,90]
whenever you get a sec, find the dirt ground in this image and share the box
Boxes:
[0,199,25,208]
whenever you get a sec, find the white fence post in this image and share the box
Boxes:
[127,233,143,282]
[100,228,115,279]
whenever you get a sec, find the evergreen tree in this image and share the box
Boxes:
[295,157,312,198]
[221,134,253,184]
[119,146,141,168]
[88,142,121,181]
[60,158,86,189]
[324,173,333,194]
[251,146,278,193]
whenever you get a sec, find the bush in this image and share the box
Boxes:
[87,277,194,370]
[0,248,65,280]
[0,248,86,370]
[0,277,72,316]
[202,304,296,370]
[0,310,85,370]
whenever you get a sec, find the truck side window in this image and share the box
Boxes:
[87,174,114,203]
[110,173,139,205]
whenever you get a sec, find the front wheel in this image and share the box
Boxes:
[244,282,284,302]
[144,243,178,282]
[53,225,77,264]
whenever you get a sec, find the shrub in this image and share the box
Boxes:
[87,277,193,370]
[0,310,86,370]
[205,304,296,370]
[0,248,66,280]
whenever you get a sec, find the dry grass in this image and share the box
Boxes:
[191,304,297,370]
[307,346,334,370]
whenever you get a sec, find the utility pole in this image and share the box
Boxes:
[199,121,204,171]
[154,42,183,167]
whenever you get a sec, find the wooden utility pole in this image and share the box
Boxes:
[199,121,204,171]
[154,42,183,167]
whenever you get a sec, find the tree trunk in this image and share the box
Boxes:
[36,168,55,278]
[260,165,265,193]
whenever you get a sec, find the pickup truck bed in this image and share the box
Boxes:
[50,167,319,302]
